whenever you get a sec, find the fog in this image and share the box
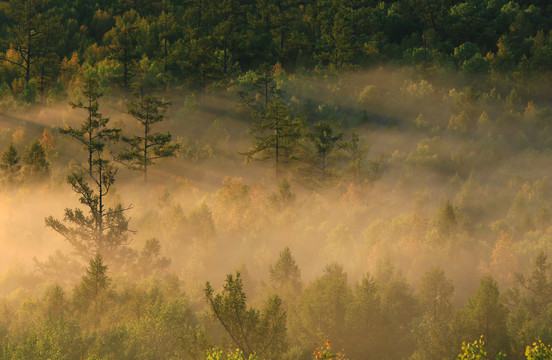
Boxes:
[1,67,551,317]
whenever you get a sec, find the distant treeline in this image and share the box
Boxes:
[1,0,552,103]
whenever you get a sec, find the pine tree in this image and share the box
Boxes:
[73,254,112,327]
[104,9,140,98]
[1,142,21,182]
[204,272,287,359]
[60,77,120,176]
[46,167,133,265]
[22,138,49,179]
[462,275,509,357]
[155,3,180,88]
[238,63,279,113]
[270,246,301,293]
[300,121,342,184]
[77,254,111,304]
[412,267,457,360]
[0,0,58,85]
[132,238,171,279]
[46,82,132,267]
[340,129,369,184]
[118,95,179,184]
[269,178,296,208]
[293,263,351,347]
[242,97,302,176]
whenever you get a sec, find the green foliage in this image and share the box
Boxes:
[205,272,287,359]
[206,348,261,360]
[22,138,49,179]
[119,95,179,183]
[131,238,171,279]
[238,64,280,112]
[515,252,552,316]
[526,339,552,360]
[103,9,141,97]
[7,2,552,359]
[242,97,302,175]
[1,0,552,104]
[18,80,38,103]
[73,254,111,308]
[269,247,301,294]
[357,85,380,105]
[419,267,454,323]
[42,284,66,321]
[45,169,133,265]
[2,316,86,360]
[269,178,296,208]
[437,200,458,237]
[1,142,20,182]
[47,78,133,266]
[406,137,449,172]
[460,276,509,358]
[61,77,120,175]
[458,336,491,360]
[300,121,343,186]
[187,202,216,240]
[125,299,210,360]
[2,0,60,88]
[293,264,351,347]
[412,268,456,360]
[340,129,370,184]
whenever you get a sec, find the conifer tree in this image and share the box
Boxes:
[461,276,509,357]
[23,138,49,179]
[204,272,287,359]
[270,246,301,294]
[73,254,112,327]
[300,121,342,184]
[60,77,120,175]
[75,254,111,306]
[105,9,140,98]
[118,95,179,184]
[239,63,279,113]
[269,178,296,208]
[1,142,21,182]
[0,0,58,85]
[242,97,302,176]
[340,129,369,184]
[155,3,180,88]
[46,81,132,267]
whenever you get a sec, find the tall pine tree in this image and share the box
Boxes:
[118,95,179,184]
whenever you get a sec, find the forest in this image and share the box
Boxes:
[2,0,552,359]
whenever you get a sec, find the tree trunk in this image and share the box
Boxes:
[144,118,149,184]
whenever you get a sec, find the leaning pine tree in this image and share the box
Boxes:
[205,272,288,359]
[46,79,133,267]
[118,95,179,184]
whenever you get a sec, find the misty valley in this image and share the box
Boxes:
[1,1,552,360]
